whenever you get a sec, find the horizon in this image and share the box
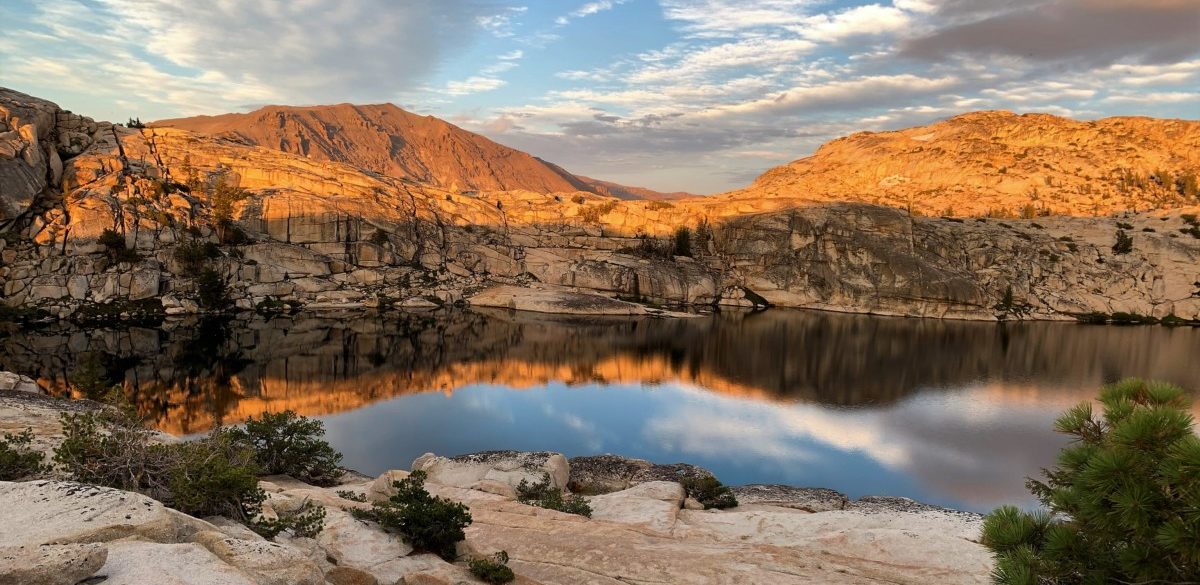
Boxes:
[2,0,1198,194]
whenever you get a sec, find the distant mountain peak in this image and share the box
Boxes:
[153,104,693,199]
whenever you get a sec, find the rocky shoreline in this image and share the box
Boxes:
[0,380,993,584]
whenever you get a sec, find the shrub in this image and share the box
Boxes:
[0,428,48,480]
[516,473,592,517]
[351,470,472,560]
[250,501,327,539]
[336,490,367,502]
[195,268,229,310]
[681,476,738,510]
[227,410,343,486]
[981,379,1200,584]
[672,227,692,257]
[1112,229,1133,254]
[469,551,516,584]
[97,228,139,262]
[165,429,266,520]
[368,229,390,247]
[53,405,273,525]
[174,240,222,272]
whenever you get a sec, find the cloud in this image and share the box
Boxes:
[445,76,508,96]
[901,0,1200,66]
[1,0,504,117]
[796,4,914,43]
[555,0,629,26]
[699,74,961,118]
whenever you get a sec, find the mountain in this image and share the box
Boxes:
[153,103,695,198]
[573,175,693,201]
[4,86,1200,326]
[720,111,1200,217]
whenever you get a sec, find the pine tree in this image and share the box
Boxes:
[981,379,1200,584]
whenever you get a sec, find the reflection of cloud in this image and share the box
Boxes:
[643,381,1074,508]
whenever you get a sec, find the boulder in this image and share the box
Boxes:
[95,541,257,585]
[0,371,40,393]
[325,566,379,585]
[731,484,849,512]
[192,531,324,585]
[412,451,569,493]
[0,543,107,585]
[0,480,212,547]
[315,507,413,582]
[567,454,714,494]
[586,481,685,534]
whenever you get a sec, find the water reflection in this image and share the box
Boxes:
[2,309,1197,512]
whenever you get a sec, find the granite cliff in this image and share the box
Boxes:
[2,87,1199,322]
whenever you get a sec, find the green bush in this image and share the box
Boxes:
[195,268,229,310]
[351,470,472,561]
[0,428,48,480]
[97,228,141,263]
[53,407,267,523]
[681,476,738,510]
[469,551,516,584]
[981,379,1200,584]
[250,500,327,539]
[1112,229,1133,254]
[672,226,692,257]
[368,229,390,247]
[516,473,592,517]
[164,429,265,520]
[228,410,343,486]
[174,240,221,272]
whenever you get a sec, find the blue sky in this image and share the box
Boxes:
[1,0,1197,193]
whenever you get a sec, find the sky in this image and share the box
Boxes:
[1,1,1198,194]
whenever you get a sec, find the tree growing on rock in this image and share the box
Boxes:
[350,470,472,561]
[228,410,343,486]
[981,379,1200,584]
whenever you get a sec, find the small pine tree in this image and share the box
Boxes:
[673,226,692,257]
[981,379,1200,584]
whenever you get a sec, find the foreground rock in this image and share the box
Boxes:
[412,450,570,496]
[0,435,992,585]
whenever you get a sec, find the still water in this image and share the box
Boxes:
[3,308,1198,513]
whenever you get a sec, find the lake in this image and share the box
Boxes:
[3,308,1198,513]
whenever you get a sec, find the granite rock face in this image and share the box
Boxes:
[3,87,1199,323]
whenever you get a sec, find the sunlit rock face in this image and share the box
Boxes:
[722,110,1200,217]
[3,87,1200,322]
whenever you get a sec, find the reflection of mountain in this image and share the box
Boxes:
[2,309,1198,434]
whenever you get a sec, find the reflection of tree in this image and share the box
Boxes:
[3,309,1199,434]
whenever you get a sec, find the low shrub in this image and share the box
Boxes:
[336,490,367,502]
[52,403,328,536]
[469,551,516,584]
[195,268,229,310]
[368,229,390,247]
[981,379,1200,584]
[250,500,327,539]
[516,473,592,517]
[0,428,48,480]
[681,476,738,510]
[174,240,222,272]
[351,470,472,560]
[227,410,343,486]
[1112,229,1133,254]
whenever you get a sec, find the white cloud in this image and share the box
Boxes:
[555,0,629,26]
[795,4,913,43]
[445,76,508,96]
